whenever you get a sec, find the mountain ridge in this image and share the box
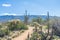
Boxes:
[0,15,58,22]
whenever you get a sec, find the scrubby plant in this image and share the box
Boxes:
[0,29,9,37]
[8,20,28,31]
[32,17,43,24]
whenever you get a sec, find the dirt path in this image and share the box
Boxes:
[12,26,34,40]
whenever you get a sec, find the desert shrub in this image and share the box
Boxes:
[44,26,48,29]
[20,30,24,33]
[0,24,9,37]
[30,32,41,40]
[32,17,44,24]
[0,29,9,37]
[0,30,5,37]
[8,20,28,31]
[19,23,28,30]
[53,35,60,40]
[0,25,2,28]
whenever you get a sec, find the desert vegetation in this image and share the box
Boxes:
[26,12,60,40]
[0,11,60,40]
[0,19,28,40]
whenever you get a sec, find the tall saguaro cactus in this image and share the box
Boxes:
[43,11,50,40]
[24,10,29,25]
[47,11,50,35]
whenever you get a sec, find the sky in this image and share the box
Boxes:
[0,0,60,16]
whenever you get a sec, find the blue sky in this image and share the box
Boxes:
[0,0,60,16]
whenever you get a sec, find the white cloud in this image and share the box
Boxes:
[40,14,47,15]
[2,3,11,7]
[0,13,25,16]
[0,13,17,16]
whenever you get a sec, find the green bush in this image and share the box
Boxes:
[0,29,9,37]
[19,24,28,30]
[0,25,2,28]
[8,20,28,31]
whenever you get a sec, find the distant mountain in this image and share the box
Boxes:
[0,15,57,22]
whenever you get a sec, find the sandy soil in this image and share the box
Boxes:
[12,26,34,40]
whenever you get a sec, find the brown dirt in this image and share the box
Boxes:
[12,26,34,40]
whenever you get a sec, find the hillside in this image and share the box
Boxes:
[0,15,55,22]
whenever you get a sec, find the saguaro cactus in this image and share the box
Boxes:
[42,11,50,40]
[47,11,50,35]
[24,10,29,25]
